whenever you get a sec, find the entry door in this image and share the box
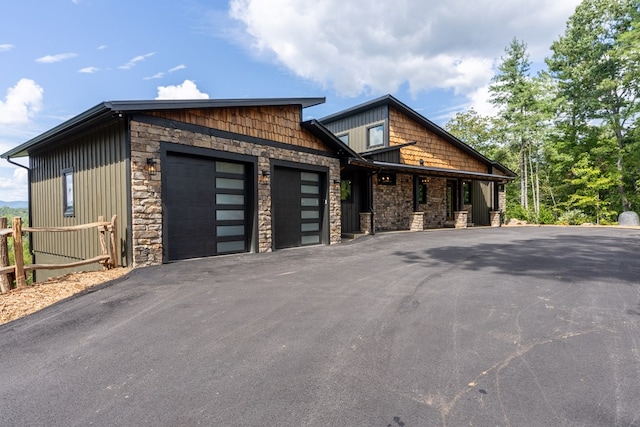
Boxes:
[165,153,250,261]
[273,167,324,249]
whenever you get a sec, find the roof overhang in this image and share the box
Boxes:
[347,158,515,182]
[1,97,326,159]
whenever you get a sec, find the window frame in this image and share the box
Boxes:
[367,124,384,148]
[62,167,75,217]
[337,133,349,146]
[463,181,472,205]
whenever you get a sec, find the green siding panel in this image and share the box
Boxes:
[29,120,130,274]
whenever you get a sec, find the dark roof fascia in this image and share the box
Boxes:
[105,97,326,112]
[1,97,327,159]
[361,141,417,157]
[301,119,364,160]
[320,94,499,168]
[348,158,515,182]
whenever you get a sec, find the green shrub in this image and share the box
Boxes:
[557,209,590,225]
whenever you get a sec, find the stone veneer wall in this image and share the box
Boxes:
[130,119,341,267]
[373,175,449,231]
[373,173,413,231]
[418,177,447,228]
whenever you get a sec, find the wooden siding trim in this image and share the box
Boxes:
[144,106,332,154]
[133,114,338,159]
[388,107,488,173]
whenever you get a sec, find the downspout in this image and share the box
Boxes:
[6,156,34,279]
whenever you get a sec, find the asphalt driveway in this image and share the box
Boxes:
[1,226,639,426]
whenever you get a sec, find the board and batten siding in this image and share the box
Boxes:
[29,120,130,279]
[323,105,388,153]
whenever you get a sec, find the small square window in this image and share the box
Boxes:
[368,124,384,147]
[337,133,349,146]
[62,168,75,217]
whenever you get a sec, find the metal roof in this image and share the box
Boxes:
[1,97,326,158]
[320,94,516,178]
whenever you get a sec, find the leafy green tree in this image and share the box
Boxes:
[445,109,514,166]
[489,38,549,218]
[547,0,640,212]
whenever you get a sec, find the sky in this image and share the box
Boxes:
[0,0,582,202]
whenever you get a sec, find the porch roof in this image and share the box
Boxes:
[347,158,515,182]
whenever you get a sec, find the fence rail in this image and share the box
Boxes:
[0,215,118,293]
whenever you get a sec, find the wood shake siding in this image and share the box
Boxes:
[389,108,487,173]
[147,106,329,152]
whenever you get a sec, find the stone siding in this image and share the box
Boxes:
[388,107,487,173]
[130,116,340,267]
[373,175,449,231]
[373,174,413,231]
[418,177,447,228]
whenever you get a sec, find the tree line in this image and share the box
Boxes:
[445,0,639,224]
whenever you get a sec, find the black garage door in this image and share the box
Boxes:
[273,167,324,249]
[165,153,251,261]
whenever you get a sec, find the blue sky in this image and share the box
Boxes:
[0,0,581,201]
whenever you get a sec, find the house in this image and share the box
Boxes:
[1,98,360,280]
[1,95,514,280]
[320,95,515,234]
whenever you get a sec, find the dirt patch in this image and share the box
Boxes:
[0,268,131,326]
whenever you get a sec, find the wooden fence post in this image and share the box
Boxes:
[98,215,108,268]
[0,217,11,293]
[13,217,26,288]
[109,215,118,268]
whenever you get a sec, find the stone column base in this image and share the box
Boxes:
[490,211,502,227]
[409,212,424,231]
[360,212,372,235]
[454,211,468,229]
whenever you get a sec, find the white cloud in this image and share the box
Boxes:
[144,72,165,80]
[169,64,186,73]
[229,0,580,108]
[98,45,108,50]
[36,52,78,63]
[79,66,99,74]
[0,44,13,52]
[156,80,209,100]
[119,52,155,70]
[0,79,44,125]
[0,167,28,202]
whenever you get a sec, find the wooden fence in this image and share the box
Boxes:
[0,215,118,293]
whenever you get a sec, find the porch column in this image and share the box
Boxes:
[454,211,468,229]
[409,212,424,231]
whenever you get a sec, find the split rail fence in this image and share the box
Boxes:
[0,215,118,294]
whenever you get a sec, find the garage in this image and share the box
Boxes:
[164,152,252,261]
[272,166,325,249]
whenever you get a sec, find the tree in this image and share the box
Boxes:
[547,0,640,212]
[489,38,546,217]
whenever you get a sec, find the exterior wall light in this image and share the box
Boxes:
[146,158,157,176]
